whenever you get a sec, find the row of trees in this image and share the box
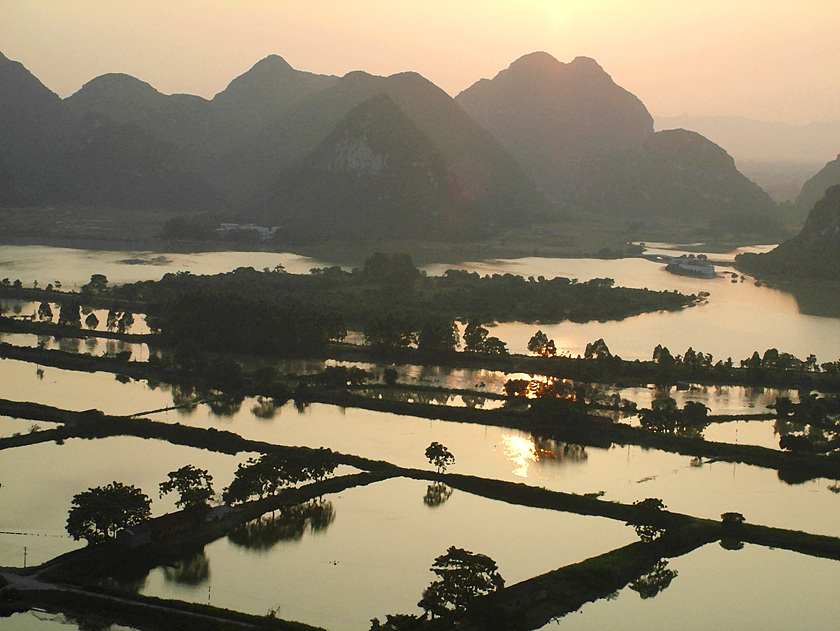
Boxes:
[363,317,508,355]
[66,441,455,545]
[32,300,135,332]
[652,344,833,375]
[65,450,338,544]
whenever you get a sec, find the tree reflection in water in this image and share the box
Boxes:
[207,393,244,417]
[629,559,677,599]
[424,482,454,508]
[251,395,278,419]
[227,500,336,551]
[532,436,588,464]
[163,549,211,586]
[171,384,201,413]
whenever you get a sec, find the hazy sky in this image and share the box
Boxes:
[2,0,838,124]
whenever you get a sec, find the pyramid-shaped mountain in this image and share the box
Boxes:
[266,94,506,241]
[589,129,777,227]
[737,185,840,280]
[214,68,547,218]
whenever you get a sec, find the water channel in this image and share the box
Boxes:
[2,244,839,630]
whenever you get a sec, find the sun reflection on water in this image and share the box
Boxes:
[501,434,537,477]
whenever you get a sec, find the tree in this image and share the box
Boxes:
[117,311,135,334]
[84,312,100,330]
[37,301,53,322]
[361,252,421,286]
[627,498,667,543]
[364,314,417,351]
[66,481,152,544]
[463,321,508,355]
[682,400,709,426]
[652,344,675,368]
[159,465,215,512]
[223,450,337,505]
[418,546,505,617]
[83,274,108,294]
[585,338,612,360]
[425,442,455,473]
[106,309,120,331]
[528,330,557,357]
[418,319,460,353]
[57,301,82,327]
[463,320,488,352]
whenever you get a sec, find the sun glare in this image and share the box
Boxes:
[501,434,537,478]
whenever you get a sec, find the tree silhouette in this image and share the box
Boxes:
[425,442,455,473]
[418,546,505,618]
[66,481,151,544]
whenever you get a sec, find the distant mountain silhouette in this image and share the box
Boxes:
[66,73,213,159]
[457,53,653,201]
[588,129,778,230]
[66,55,337,169]
[211,55,338,143]
[0,51,75,203]
[795,155,840,218]
[0,49,787,241]
[0,53,220,210]
[737,185,840,280]
[655,114,840,165]
[457,52,778,235]
[266,94,513,241]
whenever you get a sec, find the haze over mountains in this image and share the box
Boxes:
[2,49,836,243]
[455,53,778,234]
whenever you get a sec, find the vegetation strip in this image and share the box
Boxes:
[3,398,840,565]
[461,526,719,630]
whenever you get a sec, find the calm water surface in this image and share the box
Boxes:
[3,245,839,361]
[547,543,840,630]
[137,478,637,631]
[2,244,840,629]
[0,246,329,288]
[0,437,248,567]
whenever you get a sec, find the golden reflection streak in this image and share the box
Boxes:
[501,434,537,478]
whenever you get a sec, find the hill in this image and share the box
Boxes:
[588,129,779,236]
[456,53,779,237]
[65,56,338,169]
[214,69,547,217]
[654,114,840,165]
[266,94,508,241]
[736,185,840,280]
[0,53,220,211]
[795,155,840,218]
[0,51,76,204]
[456,53,653,201]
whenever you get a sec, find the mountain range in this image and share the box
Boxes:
[0,49,817,243]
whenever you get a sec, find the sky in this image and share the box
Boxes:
[2,0,839,125]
